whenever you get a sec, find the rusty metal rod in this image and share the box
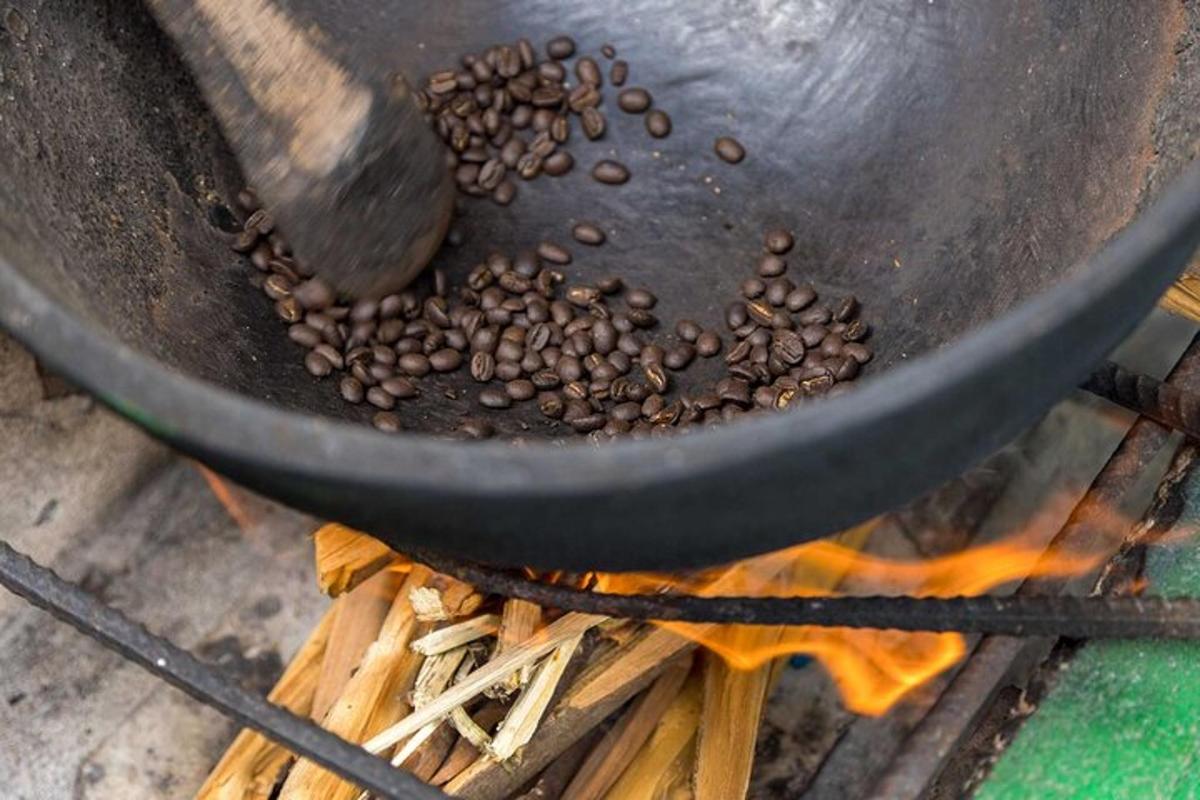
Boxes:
[1082,360,1200,439]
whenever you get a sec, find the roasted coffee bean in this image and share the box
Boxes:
[557,355,584,382]
[831,357,860,381]
[478,159,507,191]
[496,339,524,363]
[567,83,602,113]
[546,35,576,59]
[610,59,629,86]
[645,109,672,138]
[714,136,746,164]
[381,376,419,399]
[640,344,665,364]
[520,350,544,374]
[563,399,591,423]
[643,362,670,393]
[786,285,817,312]
[532,85,565,108]
[566,285,600,307]
[304,350,332,377]
[455,162,481,187]
[834,295,860,322]
[398,353,432,377]
[458,418,496,440]
[716,377,752,406]
[650,400,682,426]
[338,376,365,404]
[747,327,773,347]
[366,386,396,410]
[536,241,572,265]
[628,309,658,328]
[550,115,570,143]
[610,401,641,423]
[591,319,618,355]
[592,160,630,184]
[581,107,606,140]
[801,374,835,395]
[594,276,623,296]
[567,331,593,357]
[725,302,749,329]
[563,380,589,402]
[288,324,322,348]
[538,391,564,418]
[543,151,575,176]
[842,319,870,342]
[641,394,666,419]
[495,360,523,381]
[696,331,722,357]
[429,348,463,372]
[773,330,807,365]
[506,379,536,401]
[496,46,521,78]
[617,87,652,113]
[576,56,602,86]
[571,413,607,433]
[262,274,293,302]
[725,339,753,364]
[313,343,344,369]
[608,351,632,374]
[663,344,696,370]
[764,228,794,255]
[516,152,543,179]
[746,300,775,327]
[572,222,606,246]
[765,279,793,307]
[797,305,832,326]
[843,342,873,364]
[741,277,766,299]
[293,278,335,310]
[757,255,787,278]
[372,412,402,432]
[510,103,534,129]
[616,333,643,358]
[673,319,701,343]
[798,324,827,348]
[625,288,657,309]
[232,228,260,253]
[525,322,551,352]
[532,368,561,390]
[479,387,512,409]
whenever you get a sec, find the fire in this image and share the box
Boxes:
[591,523,1104,716]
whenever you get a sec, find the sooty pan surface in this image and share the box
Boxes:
[0,0,1195,569]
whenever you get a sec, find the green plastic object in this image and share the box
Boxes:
[977,469,1200,800]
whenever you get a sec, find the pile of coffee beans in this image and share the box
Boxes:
[231,34,874,441]
[419,35,700,207]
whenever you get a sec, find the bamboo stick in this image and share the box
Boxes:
[599,670,703,800]
[195,607,334,800]
[444,626,695,800]
[562,653,694,800]
[313,523,400,596]
[488,633,584,760]
[364,612,606,755]
[311,568,403,721]
[277,565,433,800]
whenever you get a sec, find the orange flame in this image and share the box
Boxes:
[592,524,1106,716]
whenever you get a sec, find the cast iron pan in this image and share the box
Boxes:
[1,0,1198,570]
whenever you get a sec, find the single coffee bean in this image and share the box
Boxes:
[293,278,335,310]
[673,319,700,343]
[378,376,417,399]
[725,302,748,329]
[843,319,870,342]
[746,300,775,327]
[538,392,565,418]
[642,393,666,419]
[567,82,602,112]
[572,222,606,246]
[764,228,794,255]
[546,35,576,59]
[478,159,506,190]
[765,279,794,307]
[516,152,543,179]
[843,342,873,364]
[716,377,752,406]
[725,339,753,364]
[801,374,835,395]
[797,305,832,326]
[458,418,496,440]
[604,56,627,85]
[757,255,787,278]
[505,379,536,401]
[591,319,618,355]
[338,376,365,404]
[537,241,572,264]
[566,285,601,307]
[304,350,332,377]
[288,324,322,348]
[592,160,630,184]
[645,109,672,138]
[741,277,766,299]
[429,348,463,372]
[663,344,696,370]
[366,386,396,410]
[479,387,513,409]
[772,330,807,365]
[576,56,602,86]
[532,369,561,390]
[562,400,591,423]
[581,107,606,139]
[495,360,523,381]
[496,338,524,362]
[799,324,827,348]
[617,87,652,113]
[748,327,773,347]
[786,285,817,312]
[835,295,860,322]
[595,276,623,296]
[398,353,432,377]
[643,362,670,394]
[714,136,746,164]
[550,115,570,144]
[372,412,402,433]
[833,357,860,382]
[543,151,575,176]
[313,343,344,369]
[571,413,607,433]
[626,288,657,309]
[640,343,665,364]
[563,380,589,402]
[557,355,584,382]
[696,331,722,357]
[611,401,642,423]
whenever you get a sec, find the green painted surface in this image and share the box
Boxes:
[978,467,1200,800]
